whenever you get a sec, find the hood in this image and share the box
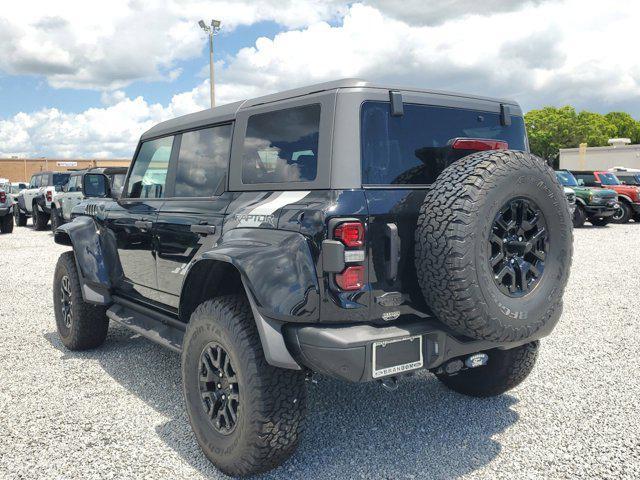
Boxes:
[604,184,640,200]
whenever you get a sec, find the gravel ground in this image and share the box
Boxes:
[1,222,639,480]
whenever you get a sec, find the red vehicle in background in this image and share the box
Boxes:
[572,170,640,223]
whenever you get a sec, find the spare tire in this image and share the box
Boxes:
[415,150,573,342]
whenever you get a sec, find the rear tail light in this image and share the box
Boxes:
[451,138,508,151]
[0,191,5,203]
[46,190,52,202]
[334,222,364,247]
[335,266,364,291]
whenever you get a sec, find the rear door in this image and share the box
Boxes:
[359,97,529,320]
[23,174,41,212]
[154,123,234,309]
[105,135,173,302]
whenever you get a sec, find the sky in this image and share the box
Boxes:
[0,0,639,159]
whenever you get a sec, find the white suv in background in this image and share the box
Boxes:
[15,171,70,230]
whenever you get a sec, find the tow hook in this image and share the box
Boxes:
[379,376,399,391]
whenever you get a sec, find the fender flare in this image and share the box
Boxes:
[54,216,118,305]
[617,194,633,205]
[575,197,587,207]
[179,228,320,370]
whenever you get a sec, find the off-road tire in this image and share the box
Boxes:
[182,295,306,477]
[415,150,573,342]
[590,217,611,227]
[33,204,49,230]
[0,214,13,233]
[573,204,587,228]
[53,251,109,350]
[612,202,631,224]
[50,207,62,231]
[436,341,540,397]
[14,206,27,226]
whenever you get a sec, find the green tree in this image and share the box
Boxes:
[525,106,580,162]
[575,111,617,147]
[604,112,640,143]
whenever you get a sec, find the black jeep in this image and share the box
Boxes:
[52,79,573,477]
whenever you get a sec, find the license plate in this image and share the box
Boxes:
[372,335,423,378]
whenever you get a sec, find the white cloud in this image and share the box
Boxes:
[0,0,347,90]
[1,0,640,158]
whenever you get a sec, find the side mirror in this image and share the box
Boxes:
[83,173,111,198]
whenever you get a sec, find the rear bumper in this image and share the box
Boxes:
[283,317,540,382]
[0,206,11,216]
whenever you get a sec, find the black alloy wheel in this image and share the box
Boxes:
[60,274,73,329]
[489,198,548,297]
[199,342,240,435]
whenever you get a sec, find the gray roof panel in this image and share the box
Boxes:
[140,78,521,141]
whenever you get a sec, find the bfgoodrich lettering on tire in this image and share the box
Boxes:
[415,150,573,342]
[182,295,306,477]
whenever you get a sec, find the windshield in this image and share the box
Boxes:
[556,171,578,187]
[360,101,527,185]
[598,173,620,185]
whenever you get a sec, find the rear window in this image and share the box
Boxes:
[53,173,70,187]
[175,124,232,197]
[241,104,320,184]
[360,101,527,185]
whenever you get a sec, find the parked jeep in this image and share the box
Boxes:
[0,186,13,233]
[52,79,573,477]
[556,170,618,227]
[51,167,127,230]
[582,170,640,223]
[15,171,70,229]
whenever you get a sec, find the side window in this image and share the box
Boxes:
[174,124,232,197]
[575,173,595,186]
[126,136,173,199]
[30,175,38,188]
[241,104,320,184]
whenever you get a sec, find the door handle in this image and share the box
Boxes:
[134,220,153,230]
[190,224,216,235]
[384,223,400,281]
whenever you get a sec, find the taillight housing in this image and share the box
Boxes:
[451,138,508,151]
[335,266,364,291]
[0,191,5,203]
[334,222,364,247]
[46,190,52,202]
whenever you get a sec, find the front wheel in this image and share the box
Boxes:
[53,251,109,350]
[573,204,587,228]
[436,341,540,397]
[590,217,611,227]
[612,202,631,224]
[182,295,307,477]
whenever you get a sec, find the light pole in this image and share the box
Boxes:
[198,19,221,108]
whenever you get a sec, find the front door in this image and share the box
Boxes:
[154,124,234,309]
[105,135,174,301]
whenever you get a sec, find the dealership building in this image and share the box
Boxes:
[559,139,640,171]
[0,158,130,183]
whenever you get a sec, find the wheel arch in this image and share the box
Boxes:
[180,255,302,370]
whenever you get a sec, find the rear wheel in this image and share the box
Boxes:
[436,341,540,397]
[50,207,62,230]
[0,214,13,233]
[33,204,49,230]
[612,202,631,223]
[573,204,587,228]
[414,150,572,342]
[182,295,307,477]
[53,251,109,350]
[14,205,27,226]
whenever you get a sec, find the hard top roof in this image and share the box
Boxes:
[141,78,520,141]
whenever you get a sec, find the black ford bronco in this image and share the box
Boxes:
[52,79,573,477]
